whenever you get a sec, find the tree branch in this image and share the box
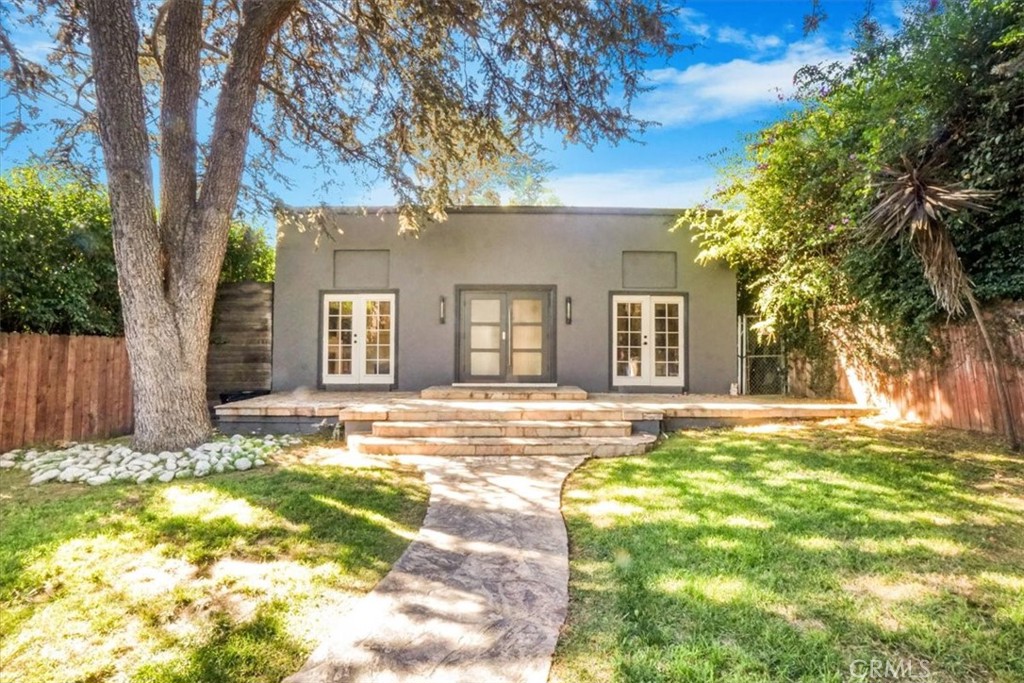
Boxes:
[158,0,203,256]
[192,0,297,283]
[82,0,163,296]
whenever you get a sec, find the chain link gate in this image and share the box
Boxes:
[737,315,788,395]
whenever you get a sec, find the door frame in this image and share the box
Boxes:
[453,285,557,384]
[317,289,399,389]
[607,290,689,392]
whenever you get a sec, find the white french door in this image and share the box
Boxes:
[322,293,395,385]
[612,295,685,387]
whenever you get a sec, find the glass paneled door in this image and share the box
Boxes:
[612,295,685,387]
[458,289,554,383]
[322,293,395,384]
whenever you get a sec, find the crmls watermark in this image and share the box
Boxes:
[847,658,932,681]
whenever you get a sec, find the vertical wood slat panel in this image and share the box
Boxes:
[25,334,43,443]
[43,334,62,442]
[0,333,133,451]
[0,335,14,452]
[83,337,97,439]
[63,337,79,442]
[950,328,966,431]
[14,335,31,448]
[71,336,87,441]
[95,338,109,438]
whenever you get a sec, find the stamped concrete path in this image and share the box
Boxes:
[284,455,587,683]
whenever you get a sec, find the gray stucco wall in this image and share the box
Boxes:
[272,207,736,394]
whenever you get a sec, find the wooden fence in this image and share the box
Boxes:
[0,282,273,451]
[834,302,1024,436]
[207,282,273,402]
[0,333,133,451]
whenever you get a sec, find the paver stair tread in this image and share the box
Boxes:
[420,385,588,400]
[372,419,633,437]
[340,406,661,421]
[349,433,656,457]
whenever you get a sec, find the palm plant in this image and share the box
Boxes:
[863,156,1019,451]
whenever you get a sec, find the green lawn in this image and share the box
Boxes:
[0,440,429,683]
[552,420,1024,683]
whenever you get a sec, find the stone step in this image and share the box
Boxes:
[348,433,657,457]
[420,385,588,401]
[372,420,633,438]
[339,405,662,422]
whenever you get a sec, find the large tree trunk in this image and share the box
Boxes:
[122,283,215,451]
[84,0,297,451]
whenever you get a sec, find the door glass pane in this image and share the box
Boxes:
[326,298,355,377]
[471,325,501,349]
[614,300,644,378]
[512,351,542,376]
[471,299,501,323]
[471,351,500,376]
[512,326,542,350]
[363,297,393,377]
[652,300,681,379]
[512,299,542,323]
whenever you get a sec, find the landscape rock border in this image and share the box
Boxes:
[0,434,301,486]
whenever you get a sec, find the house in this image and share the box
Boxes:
[271,206,736,394]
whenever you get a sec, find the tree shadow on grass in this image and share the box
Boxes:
[133,603,308,683]
[0,462,429,683]
[558,424,1024,683]
[147,465,429,575]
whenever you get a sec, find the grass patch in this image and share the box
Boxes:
[552,419,1024,683]
[0,439,429,683]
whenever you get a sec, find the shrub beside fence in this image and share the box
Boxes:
[0,333,133,451]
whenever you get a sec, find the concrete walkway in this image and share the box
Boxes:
[284,455,586,683]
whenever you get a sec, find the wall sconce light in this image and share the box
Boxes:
[565,296,573,325]
[439,296,446,324]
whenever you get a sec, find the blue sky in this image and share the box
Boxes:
[1,1,906,221]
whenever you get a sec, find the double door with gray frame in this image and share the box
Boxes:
[458,288,555,383]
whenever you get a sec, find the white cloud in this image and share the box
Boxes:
[675,7,711,39]
[637,39,849,127]
[547,168,716,209]
[674,7,783,53]
[715,26,784,52]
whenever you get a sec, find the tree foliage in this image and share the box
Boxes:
[220,222,275,283]
[464,142,562,206]
[1,0,675,225]
[681,0,1024,373]
[0,167,120,336]
[0,167,274,336]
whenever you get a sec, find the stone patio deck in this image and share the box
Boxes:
[215,388,875,431]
